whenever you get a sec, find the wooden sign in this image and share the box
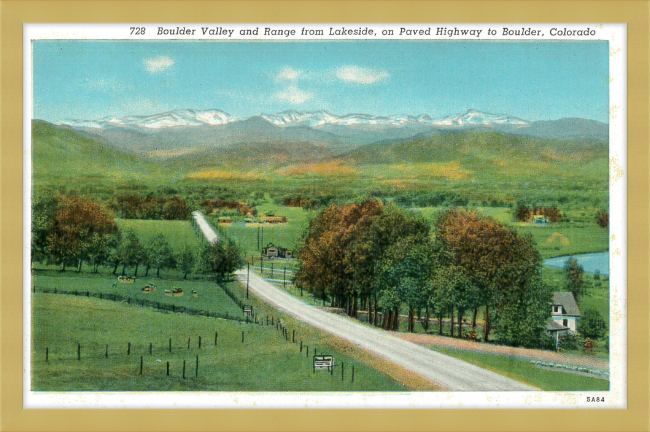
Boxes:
[313,355,334,371]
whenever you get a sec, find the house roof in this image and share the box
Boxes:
[552,292,581,316]
[546,320,570,332]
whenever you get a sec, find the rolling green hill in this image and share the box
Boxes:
[337,129,608,166]
[31,120,166,186]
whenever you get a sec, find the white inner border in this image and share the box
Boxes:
[23,23,627,409]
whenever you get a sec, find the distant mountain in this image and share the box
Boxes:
[44,109,609,167]
[60,109,239,129]
[59,108,531,130]
[509,118,609,143]
[337,128,608,166]
[437,109,529,126]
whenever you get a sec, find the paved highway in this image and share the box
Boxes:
[235,269,537,392]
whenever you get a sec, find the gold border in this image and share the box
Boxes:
[2,1,648,431]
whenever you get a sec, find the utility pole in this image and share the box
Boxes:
[246,262,250,299]
[283,267,286,289]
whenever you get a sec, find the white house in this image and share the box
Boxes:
[546,292,581,341]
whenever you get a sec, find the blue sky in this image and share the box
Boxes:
[33,40,609,123]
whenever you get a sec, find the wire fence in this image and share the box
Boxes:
[34,287,255,324]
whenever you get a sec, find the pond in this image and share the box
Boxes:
[543,252,610,276]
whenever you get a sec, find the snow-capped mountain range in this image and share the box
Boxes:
[58,109,529,130]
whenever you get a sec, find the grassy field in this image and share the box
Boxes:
[116,219,201,252]
[32,293,407,391]
[32,270,244,318]
[433,348,609,391]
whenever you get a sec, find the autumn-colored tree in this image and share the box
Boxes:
[296,200,431,323]
[45,195,117,271]
[296,200,384,315]
[163,196,191,220]
[545,206,562,223]
[514,203,530,222]
[595,211,609,229]
[435,209,542,342]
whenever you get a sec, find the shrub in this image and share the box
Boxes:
[579,309,607,339]
[559,334,580,351]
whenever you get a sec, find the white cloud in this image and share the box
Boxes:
[336,66,390,84]
[275,85,314,105]
[276,67,302,81]
[144,56,175,73]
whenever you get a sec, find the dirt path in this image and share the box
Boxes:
[394,332,609,372]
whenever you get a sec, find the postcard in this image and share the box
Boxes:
[24,23,626,409]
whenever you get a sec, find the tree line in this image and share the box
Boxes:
[295,200,552,348]
[32,194,243,279]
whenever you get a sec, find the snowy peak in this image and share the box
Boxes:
[56,108,531,130]
[437,109,529,126]
[60,109,239,129]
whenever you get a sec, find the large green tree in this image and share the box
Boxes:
[117,229,145,276]
[147,233,175,277]
[197,240,244,281]
[564,257,585,302]
[435,209,542,342]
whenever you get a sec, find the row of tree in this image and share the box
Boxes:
[108,194,191,220]
[295,200,551,347]
[32,194,243,279]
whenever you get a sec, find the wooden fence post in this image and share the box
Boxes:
[351,365,355,383]
[46,347,48,362]
[188,337,191,350]
[105,344,109,358]
[341,363,344,381]
[183,360,186,379]
[241,331,244,343]
[198,336,201,349]
[306,346,309,357]
[149,343,152,355]
[292,330,295,343]
[169,338,172,353]
[300,341,303,352]
[128,342,131,355]
[215,332,218,346]
[77,343,81,360]
[195,354,199,378]
[140,356,143,375]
